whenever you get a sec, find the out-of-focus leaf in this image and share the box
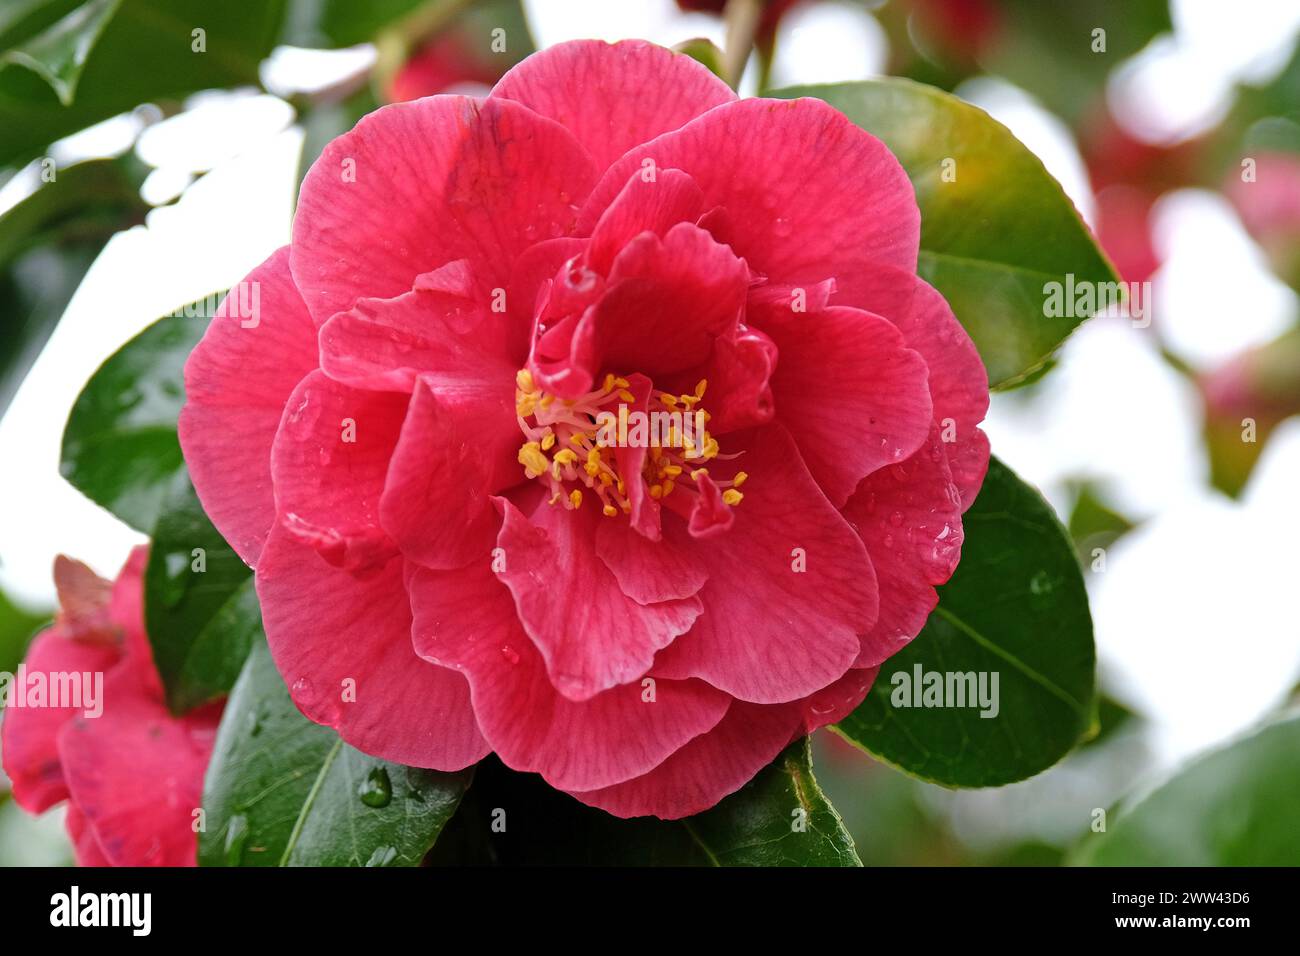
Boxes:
[0,0,287,169]
[0,586,49,680]
[0,0,122,105]
[200,641,471,867]
[835,457,1097,787]
[61,308,212,531]
[0,157,147,414]
[769,79,1121,387]
[1074,712,1300,865]
[434,738,860,866]
[143,469,254,714]
[674,37,725,81]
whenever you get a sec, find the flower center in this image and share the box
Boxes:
[514,369,747,516]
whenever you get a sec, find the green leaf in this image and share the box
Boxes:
[200,641,471,867]
[61,308,211,531]
[0,0,287,169]
[0,157,148,415]
[673,37,725,81]
[835,457,1096,787]
[768,79,1120,388]
[1074,713,1300,865]
[143,468,254,713]
[436,738,860,866]
[0,0,122,105]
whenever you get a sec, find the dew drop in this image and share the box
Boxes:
[500,644,520,665]
[358,767,393,808]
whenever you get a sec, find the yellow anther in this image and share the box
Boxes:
[553,449,578,466]
[541,432,556,451]
[649,484,664,500]
[602,373,616,392]
[540,393,556,408]
[722,489,744,506]
[602,504,618,517]
[702,436,719,460]
[690,468,709,481]
[679,393,698,407]
[517,441,548,475]
[617,388,636,404]
[663,464,683,477]
[599,472,613,486]
[614,376,631,389]
[732,471,748,487]
[569,489,583,509]
[570,433,585,447]
[662,479,676,496]
[660,393,679,409]
[516,369,535,392]
[694,379,708,399]
[516,394,537,417]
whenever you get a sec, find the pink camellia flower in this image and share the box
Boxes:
[1,549,221,865]
[180,40,989,819]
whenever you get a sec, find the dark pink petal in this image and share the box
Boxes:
[271,371,406,572]
[494,497,701,701]
[610,373,661,540]
[0,627,121,813]
[832,266,990,509]
[490,39,736,169]
[256,527,488,769]
[408,561,727,791]
[567,701,800,819]
[529,223,748,398]
[578,97,919,282]
[179,247,319,565]
[318,264,525,393]
[794,665,880,734]
[595,516,708,603]
[843,426,966,667]
[65,806,113,867]
[653,425,875,703]
[292,95,598,324]
[380,378,515,570]
[697,325,777,435]
[754,301,932,507]
[900,281,990,507]
[55,671,219,867]
[587,169,705,274]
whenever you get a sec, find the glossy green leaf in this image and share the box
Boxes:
[200,641,471,867]
[1074,713,1300,865]
[60,308,211,531]
[768,79,1120,388]
[435,738,860,866]
[0,0,122,105]
[0,0,287,169]
[143,468,255,713]
[835,457,1096,787]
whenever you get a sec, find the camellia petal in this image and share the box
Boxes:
[180,247,319,566]
[408,560,728,791]
[256,527,488,770]
[490,39,737,169]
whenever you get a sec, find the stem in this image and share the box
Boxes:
[722,0,763,91]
